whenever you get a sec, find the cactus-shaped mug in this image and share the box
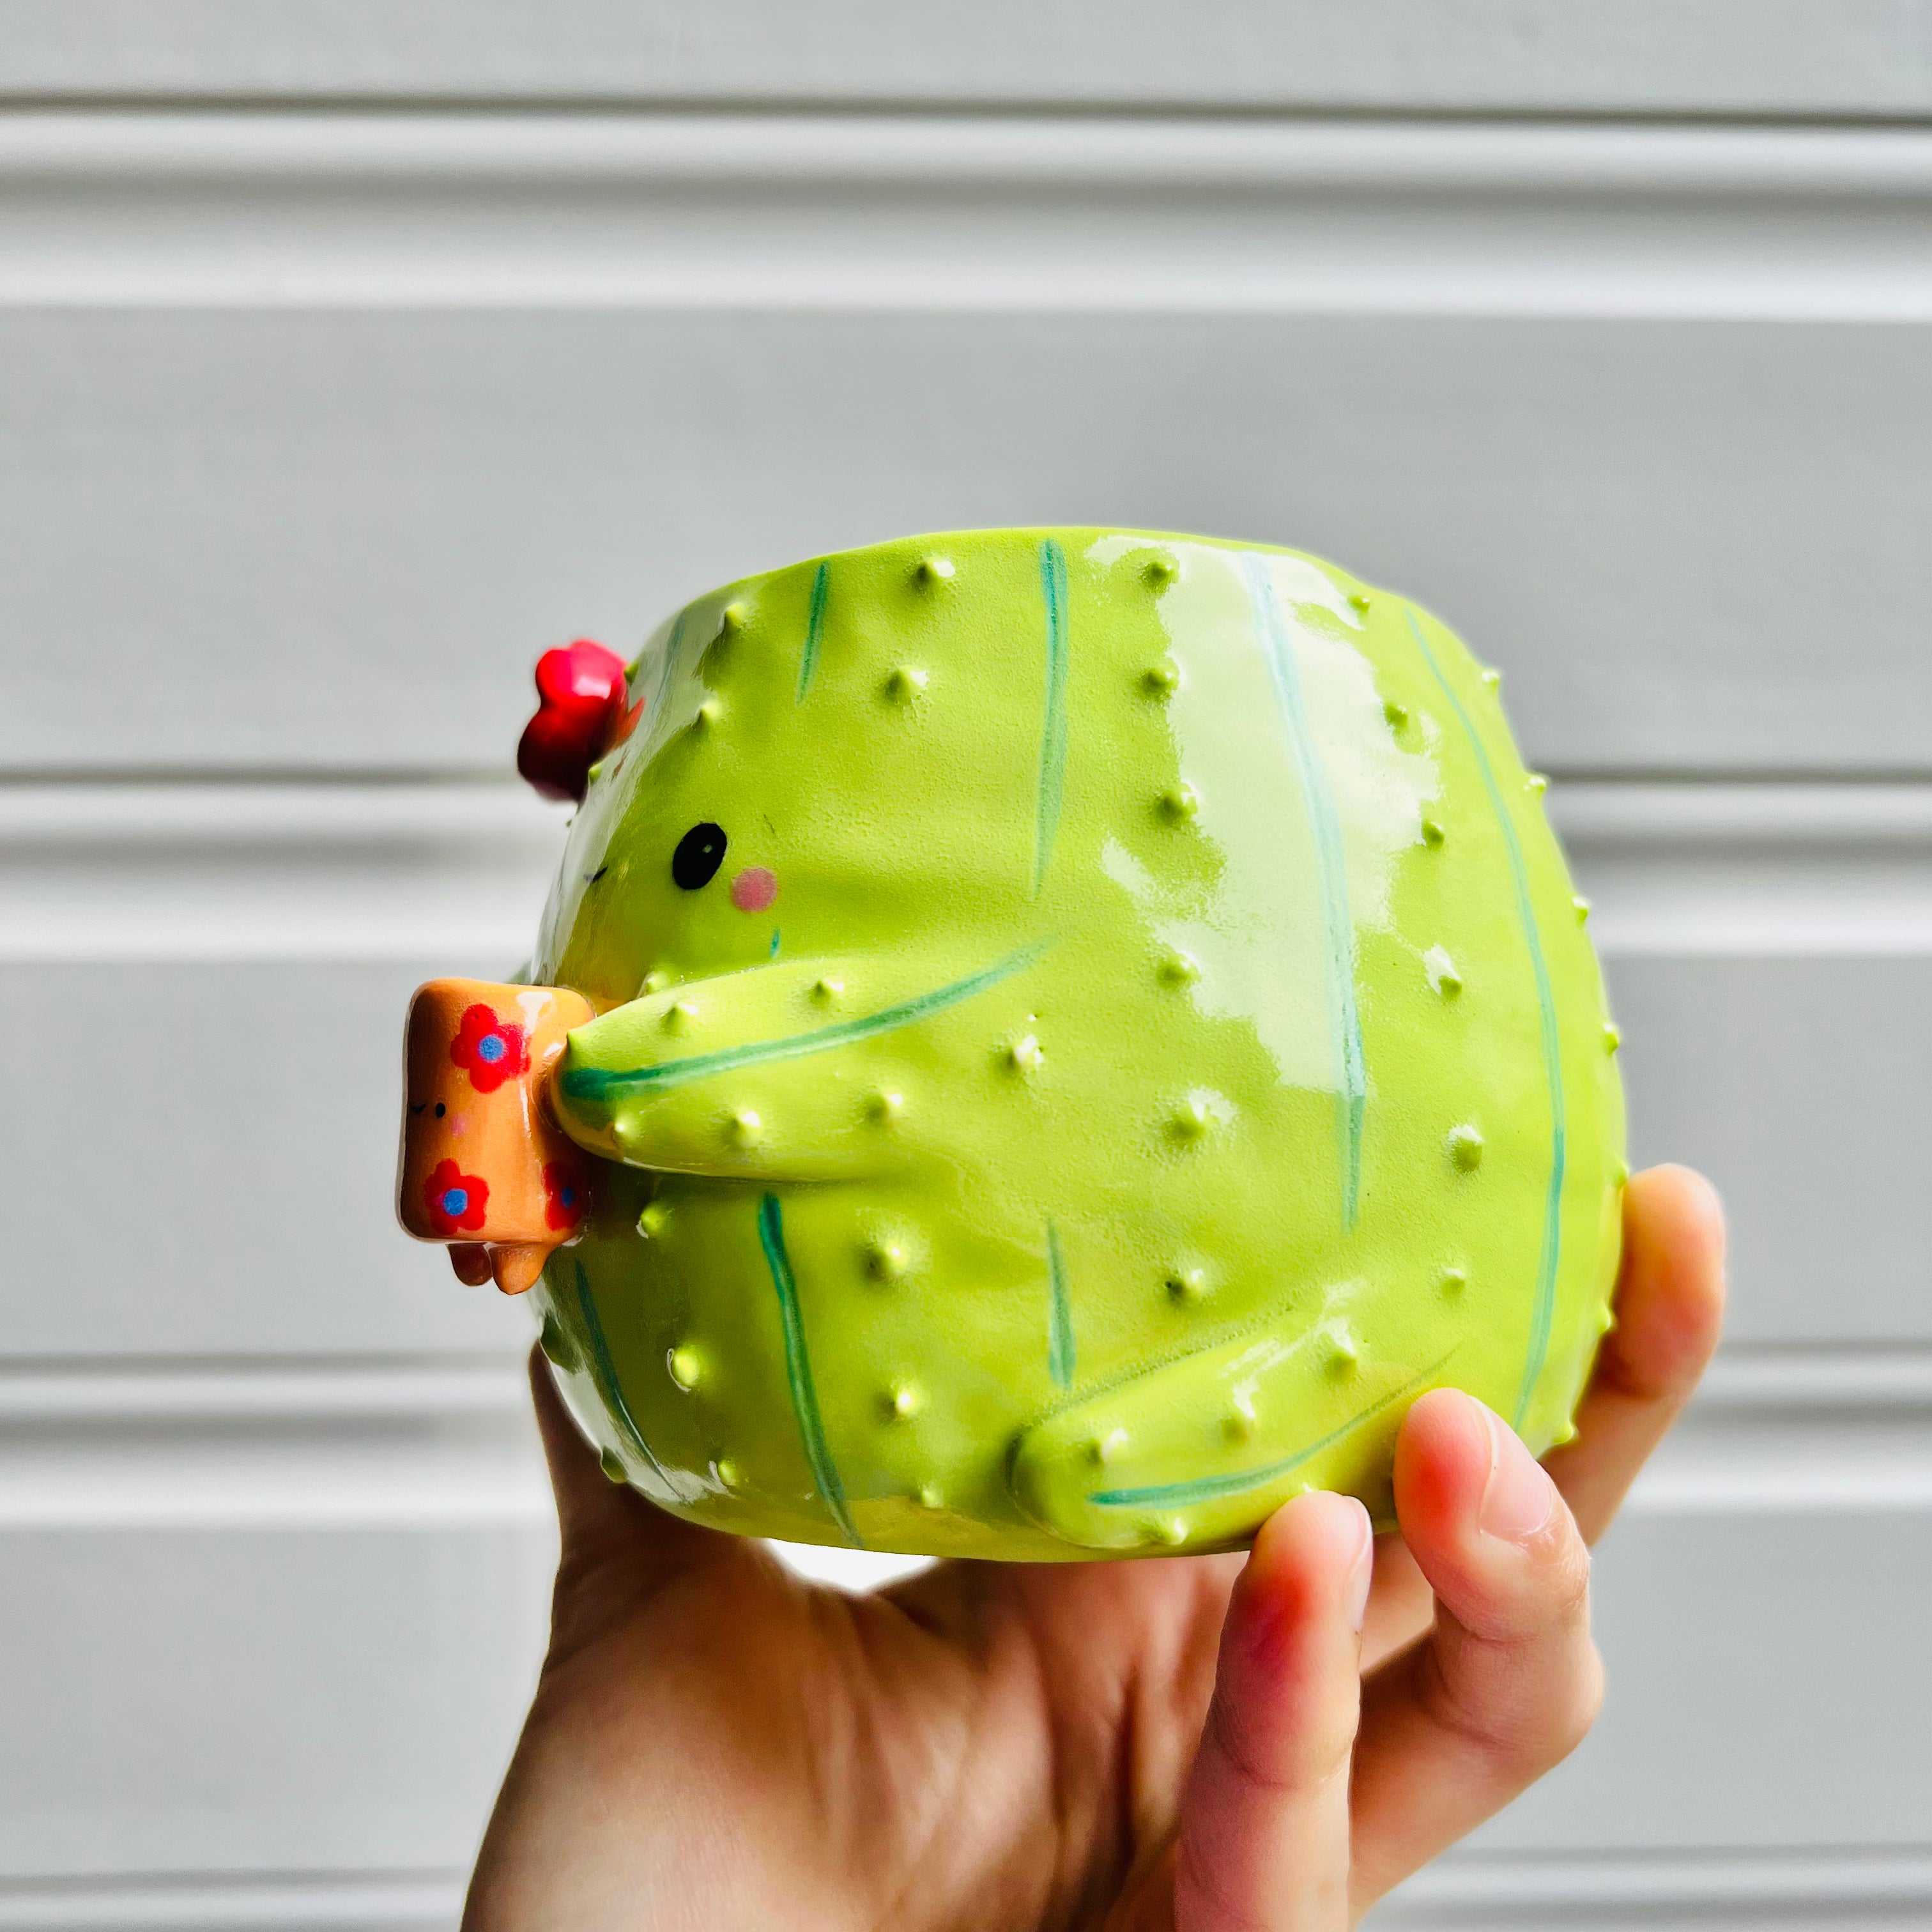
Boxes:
[397,528,1625,1560]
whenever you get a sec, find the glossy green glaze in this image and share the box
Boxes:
[528,529,1624,1560]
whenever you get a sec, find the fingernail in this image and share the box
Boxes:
[1480,1407,1556,1545]
[1342,1499,1374,1631]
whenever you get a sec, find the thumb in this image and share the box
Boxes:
[526,1347,725,1588]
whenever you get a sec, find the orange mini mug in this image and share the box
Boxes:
[397,979,598,1293]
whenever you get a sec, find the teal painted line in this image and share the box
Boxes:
[1045,1218,1076,1390]
[1242,554,1367,1230]
[769,927,782,958]
[1404,607,1567,1432]
[561,942,1048,1104]
[1034,539,1070,894]
[757,1193,862,1548]
[569,1256,684,1500]
[796,560,829,702]
[1089,1352,1454,1511]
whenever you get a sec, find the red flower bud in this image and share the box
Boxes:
[516,640,629,802]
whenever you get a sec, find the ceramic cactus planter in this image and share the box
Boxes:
[397,528,1625,1560]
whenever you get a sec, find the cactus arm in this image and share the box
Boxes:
[552,943,1048,1180]
[1011,1306,1460,1551]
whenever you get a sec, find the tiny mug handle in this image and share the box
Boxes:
[397,979,599,1293]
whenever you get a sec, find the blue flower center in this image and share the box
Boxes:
[442,1188,469,1216]
[558,1186,577,1208]
[477,1034,507,1064]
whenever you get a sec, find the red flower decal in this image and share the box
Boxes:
[450,1003,528,1094]
[517,639,631,803]
[542,1160,589,1232]
[424,1158,489,1237]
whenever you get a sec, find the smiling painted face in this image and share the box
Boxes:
[503,528,1625,1561]
[533,550,1068,1019]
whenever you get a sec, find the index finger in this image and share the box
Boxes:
[1540,1163,1726,1544]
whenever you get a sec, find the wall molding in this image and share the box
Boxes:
[2,1847,1926,1931]
[8,779,1932,962]
[0,1344,1924,1531]
[2,0,1929,116]
[0,1356,532,1422]
[0,781,561,962]
[1630,1347,1932,1517]
[0,1872,463,1931]
[3,111,1931,316]
[0,1359,549,1530]
[1552,783,1932,956]
[1377,1846,1932,1927]
[3,1337,1910,1417]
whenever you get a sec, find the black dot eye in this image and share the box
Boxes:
[434,1101,446,1119]
[671,822,728,891]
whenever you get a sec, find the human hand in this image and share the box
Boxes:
[465,1166,1724,1931]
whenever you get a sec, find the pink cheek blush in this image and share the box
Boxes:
[730,866,779,913]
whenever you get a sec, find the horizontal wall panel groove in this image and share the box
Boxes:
[0,1361,548,1529]
[4,1850,1928,1932]
[0,1358,535,1422]
[6,1339,1917,1414]
[1628,1345,1932,1515]
[6,113,1932,318]
[2,1,1930,116]
[4,311,1925,776]
[0,1871,463,1931]
[12,779,1932,962]
[0,1346,1924,1531]
[0,782,562,961]
[1377,1847,1932,1928]
[1552,784,1932,955]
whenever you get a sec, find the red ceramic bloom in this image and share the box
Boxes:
[517,640,631,802]
[450,1002,529,1093]
[542,1160,589,1232]
[424,1159,489,1237]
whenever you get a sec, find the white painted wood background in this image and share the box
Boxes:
[1,5,1928,1925]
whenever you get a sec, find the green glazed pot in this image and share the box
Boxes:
[524,528,1625,1560]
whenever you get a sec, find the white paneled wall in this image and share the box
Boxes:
[1,8,1927,1926]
